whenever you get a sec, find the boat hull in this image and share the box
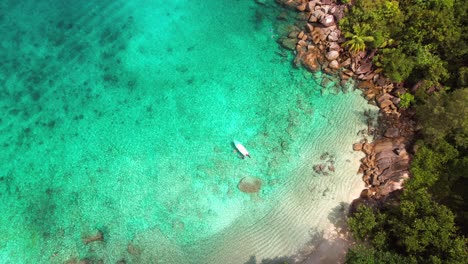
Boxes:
[233,140,250,158]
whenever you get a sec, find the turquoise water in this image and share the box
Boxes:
[0,0,376,263]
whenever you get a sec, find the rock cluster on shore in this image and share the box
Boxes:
[275,0,416,209]
[313,152,336,176]
[356,137,410,197]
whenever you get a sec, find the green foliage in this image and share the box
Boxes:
[412,80,442,103]
[412,44,450,83]
[458,67,468,87]
[342,0,468,261]
[342,24,375,53]
[409,143,458,191]
[416,89,468,148]
[348,191,468,263]
[398,93,414,109]
[376,47,414,83]
[410,88,468,234]
[400,0,459,46]
[348,205,378,241]
[345,245,414,264]
[340,0,404,48]
[346,245,375,264]
[342,0,467,86]
[392,189,457,256]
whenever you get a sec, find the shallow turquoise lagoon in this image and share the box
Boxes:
[0,0,376,263]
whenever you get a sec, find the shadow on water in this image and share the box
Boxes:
[253,9,265,31]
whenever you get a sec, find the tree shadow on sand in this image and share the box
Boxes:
[327,202,351,233]
[243,202,355,264]
[244,255,295,264]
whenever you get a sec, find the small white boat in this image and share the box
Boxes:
[233,140,251,159]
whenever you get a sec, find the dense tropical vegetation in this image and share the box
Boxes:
[340,0,468,262]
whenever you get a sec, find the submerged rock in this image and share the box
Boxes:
[320,152,329,160]
[238,176,262,193]
[127,243,142,255]
[302,52,321,72]
[280,37,298,50]
[82,230,104,244]
[313,164,322,173]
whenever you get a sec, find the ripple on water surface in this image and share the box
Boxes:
[0,0,377,263]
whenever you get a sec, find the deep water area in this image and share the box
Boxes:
[0,0,377,263]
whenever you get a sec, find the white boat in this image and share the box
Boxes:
[233,140,251,159]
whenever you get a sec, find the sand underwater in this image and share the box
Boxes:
[0,0,377,263]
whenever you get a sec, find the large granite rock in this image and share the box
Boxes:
[302,51,321,72]
[309,10,325,23]
[329,42,340,51]
[353,143,363,151]
[320,14,335,27]
[327,31,339,42]
[329,60,339,69]
[331,5,346,21]
[379,99,393,109]
[355,62,372,75]
[306,0,319,11]
[296,2,307,11]
[326,50,339,61]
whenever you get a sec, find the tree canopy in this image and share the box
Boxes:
[342,0,468,262]
[340,0,467,85]
[347,190,468,264]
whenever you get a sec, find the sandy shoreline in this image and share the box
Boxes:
[270,0,417,262]
[191,90,376,264]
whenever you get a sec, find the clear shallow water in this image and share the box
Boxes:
[0,0,376,263]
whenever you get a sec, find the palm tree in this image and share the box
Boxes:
[342,24,375,53]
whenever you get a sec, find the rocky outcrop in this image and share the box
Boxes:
[275,0,416,209]
[352,114,415,206]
